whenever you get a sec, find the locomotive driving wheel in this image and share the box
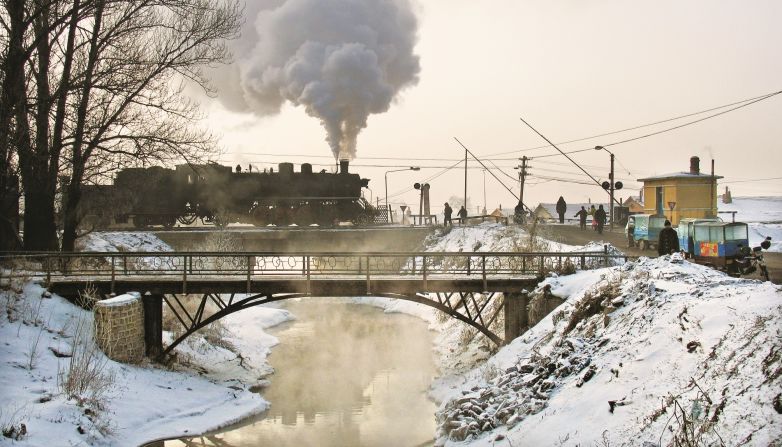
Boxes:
[163,216,176,229]
[352,214,371,227]
[132,215,149,229]
[294,205,314,226]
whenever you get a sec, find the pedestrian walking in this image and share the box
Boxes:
[657,220,680,256]
[457,205,468,225]
[443,203,453,227]
[555,196,567,224]
[594,205,606,234]
[574,206,588,230]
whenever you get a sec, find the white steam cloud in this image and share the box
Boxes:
[217,0,421,159]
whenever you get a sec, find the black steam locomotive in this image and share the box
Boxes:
[78,160,376,228]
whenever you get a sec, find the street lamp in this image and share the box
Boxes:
[385,167,420,223]
[594,146,623,231]
[482,169,487,215]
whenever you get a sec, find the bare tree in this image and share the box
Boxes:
[59,0,240,251]
[0,0,240,251]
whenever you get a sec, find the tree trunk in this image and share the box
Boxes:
[22,180,59,251]
[61,0,104,252]
[0,0,28,251]
[61,169,84,252]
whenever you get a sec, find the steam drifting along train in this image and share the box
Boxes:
[78,160,376,228]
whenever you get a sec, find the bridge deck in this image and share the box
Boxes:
[48,275,540,296]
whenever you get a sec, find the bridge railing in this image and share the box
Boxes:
[1,250,630,284]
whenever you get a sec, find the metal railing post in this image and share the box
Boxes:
[306,256,312,295]
[422,255,427,290]
[365,255,371,295]
[580,254,585,270]
[246,255,251,293]
[482,255,487,291]
[538,255,544,276]
[45,256,51,286]
[183,255,188,295]
[110,256,116,294]
[467,255,471,275]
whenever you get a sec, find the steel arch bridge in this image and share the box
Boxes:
[26,249,627,359]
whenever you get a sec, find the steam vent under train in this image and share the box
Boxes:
[77,160,376,228]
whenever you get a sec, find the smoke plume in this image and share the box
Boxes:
[217,0,420,159]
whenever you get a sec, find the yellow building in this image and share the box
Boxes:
[637,156,722,226]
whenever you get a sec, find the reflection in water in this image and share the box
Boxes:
[166,299,437,447]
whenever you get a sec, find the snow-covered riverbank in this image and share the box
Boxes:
[1,233,292,446]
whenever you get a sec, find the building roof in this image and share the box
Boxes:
[637,172,724,182]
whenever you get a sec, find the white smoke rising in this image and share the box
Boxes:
[218,0,421,159]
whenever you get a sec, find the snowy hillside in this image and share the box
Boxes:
[433,256,782,446]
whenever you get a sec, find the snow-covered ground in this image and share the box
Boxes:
[2,225,780,446]
[719,196,782,252]
[0,233,293,446]
[431,256,781,446]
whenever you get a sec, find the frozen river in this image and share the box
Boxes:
[165,299,438,446]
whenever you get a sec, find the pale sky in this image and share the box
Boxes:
[198,0,782,214]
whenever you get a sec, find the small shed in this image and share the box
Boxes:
[637,156,722,226]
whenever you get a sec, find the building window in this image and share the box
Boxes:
[656,187,664,216]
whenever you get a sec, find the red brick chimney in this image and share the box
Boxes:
[690,156,700,175]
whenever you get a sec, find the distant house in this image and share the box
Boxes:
[533,204,554,221]
[489,208,506,219]
[623,196,644,213]
[637,156,722,226]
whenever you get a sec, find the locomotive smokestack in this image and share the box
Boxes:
[690,156,700,175]
[339,159,349,174]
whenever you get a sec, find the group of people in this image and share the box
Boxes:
[443,203,467,227]
[573,203,607,234]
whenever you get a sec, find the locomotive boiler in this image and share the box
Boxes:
[78,160,376,228]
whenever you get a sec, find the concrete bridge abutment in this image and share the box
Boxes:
[503,291,530,345]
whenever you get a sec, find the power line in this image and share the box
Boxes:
[487,89,782,157]
[721,176,782,184]
[531,89,782,160]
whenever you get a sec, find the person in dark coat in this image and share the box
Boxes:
[594,205,606,234]
[574,206,588,230]
[657,220,680,256]
[443,203,453,227]
[555,196,567,224]
[457,205,468,225]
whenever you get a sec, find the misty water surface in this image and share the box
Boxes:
[167,299,438,447]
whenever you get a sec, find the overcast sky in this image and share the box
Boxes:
[198,0,782,214]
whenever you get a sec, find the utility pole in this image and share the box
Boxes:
[482,169,487,214]
[464,148,468,209]
[518,156,528,210]
[609,152,615,231]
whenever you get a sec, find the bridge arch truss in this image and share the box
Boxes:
[158,290,509,360]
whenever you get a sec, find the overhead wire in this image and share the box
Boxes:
[530,89,782,160]
[487,89,782,157]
